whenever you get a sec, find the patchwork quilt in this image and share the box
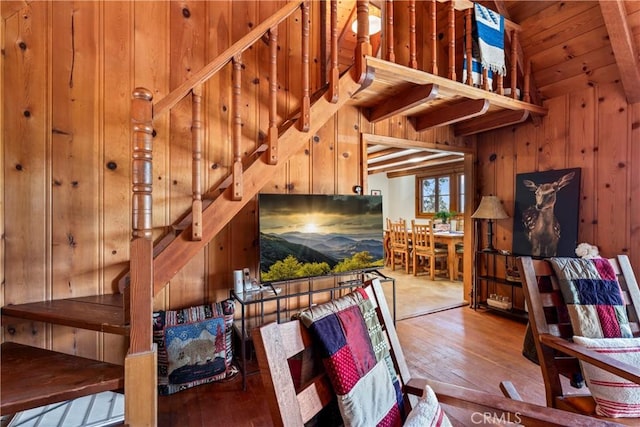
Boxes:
[299,288,405,427]
[549,257,632,338]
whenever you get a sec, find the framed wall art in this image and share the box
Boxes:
[512,168,581,257]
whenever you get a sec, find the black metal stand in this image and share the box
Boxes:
[480,218,497,252]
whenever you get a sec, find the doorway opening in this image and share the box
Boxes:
[364,133,474,319]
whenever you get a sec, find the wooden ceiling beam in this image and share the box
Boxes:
[373,155,463,176]
[454,109,529,136]
[367,147,404,160]
[365,84,438,123]
[599,0,640,104]
[369,151,455,168]
[411,99,490,132]
[363,133,475,154]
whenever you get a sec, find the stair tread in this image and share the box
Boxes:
[2,294,129,335]
[0,342,125,416]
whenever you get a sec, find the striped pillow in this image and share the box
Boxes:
[572,336,640,418]
[404,385,452,427]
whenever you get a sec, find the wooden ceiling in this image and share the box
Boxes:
[497,0,640,103]
[338,1,640,175]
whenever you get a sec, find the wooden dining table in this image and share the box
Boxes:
[433,231,464,281]
[383,229,464,280]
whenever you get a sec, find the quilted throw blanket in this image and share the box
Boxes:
[549,257,632,338]
[299,288,405,427]
[463,4,504,87]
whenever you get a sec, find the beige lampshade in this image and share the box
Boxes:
[471,196,509,220]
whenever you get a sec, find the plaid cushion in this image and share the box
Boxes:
[299,288,405,426]
[153,299,234,395]
[549,257,632,338]
[573,336,640,418]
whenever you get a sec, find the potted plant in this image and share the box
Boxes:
[434,210,457,224]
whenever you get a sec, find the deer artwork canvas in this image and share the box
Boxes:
[512,168,581,257]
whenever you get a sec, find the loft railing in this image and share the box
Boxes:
[354,0,533,103]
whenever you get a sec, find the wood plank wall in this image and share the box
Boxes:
[4,0,638,368]
[476,82,640,308]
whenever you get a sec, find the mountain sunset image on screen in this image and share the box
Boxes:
[258,194,384,283]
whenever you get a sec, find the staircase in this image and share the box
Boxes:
[1,0,548,424]
[1,295,127,415]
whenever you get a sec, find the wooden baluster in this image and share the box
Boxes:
[386,0,395,63]
[524,59,531,103]
[299,1,310,132]
[268,27,279,164]
[448,1,456,81]
[482,69,489,91]
[430,0,437,74]
[191,85,203,241]
[510,29,518,99]
[130,87,153,349]
[464,8,472,85]
[496,73,504,95]
[354,0,372,82]
[232,54,243,201]
[409,0,417,69]
[328,1,339,102]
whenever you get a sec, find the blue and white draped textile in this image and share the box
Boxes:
[463,4,504,88]
[473,3,505,76]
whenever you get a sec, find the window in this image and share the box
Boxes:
[417,172,464,217]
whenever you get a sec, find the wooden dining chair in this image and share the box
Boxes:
[411,220,448,279]
[389,219,411,273]
[253,278,622,427]
[518,255,640,424]
[455,243,464,280]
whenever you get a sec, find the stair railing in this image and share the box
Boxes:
[128,0,313,352]
[126,1,324,423]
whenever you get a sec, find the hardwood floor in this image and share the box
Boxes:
[157,306,545,426]
[380,266,465,320]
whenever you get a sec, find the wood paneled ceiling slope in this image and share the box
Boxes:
[348,0,640,175]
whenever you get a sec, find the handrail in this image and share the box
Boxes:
[153,0,304,118]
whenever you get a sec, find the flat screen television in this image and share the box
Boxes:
[258,193,384,283]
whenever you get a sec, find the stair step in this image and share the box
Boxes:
[1,342,125,416]
[1,294,129,335]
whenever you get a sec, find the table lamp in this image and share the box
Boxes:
[471,196,509,252]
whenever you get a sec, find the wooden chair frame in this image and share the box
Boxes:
[518,255,640,420]
[411,220,448,279]
[253,279,621,426]
[389,219,411,274]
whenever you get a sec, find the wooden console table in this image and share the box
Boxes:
[230,270,395,389]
